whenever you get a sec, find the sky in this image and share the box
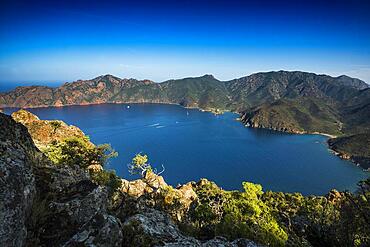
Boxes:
[1,0,370,84]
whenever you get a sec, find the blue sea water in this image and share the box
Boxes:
[5,103,368,195]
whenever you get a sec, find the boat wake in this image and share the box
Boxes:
[148,123,160,127]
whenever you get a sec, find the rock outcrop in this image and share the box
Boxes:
[0,113,123,246]
[0,111,37,246]
[122,208,261,247]
[11,109,91,149]
[119,171,168,198]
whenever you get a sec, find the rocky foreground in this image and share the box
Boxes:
[0,111,261,247]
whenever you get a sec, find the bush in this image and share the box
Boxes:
[90,169,122,193]
[42,137,117,168]
[188,180,288,246]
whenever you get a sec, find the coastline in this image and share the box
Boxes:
[311,132,337,139]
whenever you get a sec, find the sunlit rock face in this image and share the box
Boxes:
[0,74,156,108]
[0,112,123,246]
[11,109,91,149]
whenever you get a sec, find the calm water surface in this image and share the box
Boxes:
[6,104,368,195]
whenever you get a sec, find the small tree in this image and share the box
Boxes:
[128,153,164,178]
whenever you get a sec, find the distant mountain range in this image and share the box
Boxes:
[1,70,369,168]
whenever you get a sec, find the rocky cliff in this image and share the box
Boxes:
[0,112,124,246]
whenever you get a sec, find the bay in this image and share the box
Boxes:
[6,103,368,195]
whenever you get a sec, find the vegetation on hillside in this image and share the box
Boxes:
[121,154,370,247]
[43,136,122,192]
[160,177,370,247]
[328,133,370,170]
[241,98,342,135]
[188,181,288,246]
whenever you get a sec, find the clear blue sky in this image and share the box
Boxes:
[1,0,370,84]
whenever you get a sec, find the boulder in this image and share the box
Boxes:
[119,172,168,198]
[122,208,200,246]
[122,208,261,247]
[62,213,123,247]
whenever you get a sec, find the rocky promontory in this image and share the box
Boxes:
[11,109,91,149]
[328,133,370,170]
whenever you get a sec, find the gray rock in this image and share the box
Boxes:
[122,208,200,246]
[0,113,37,246]
[122,208,261,247]
[0,112,123,247]
[30,166,123,246]
[63,213,123,247]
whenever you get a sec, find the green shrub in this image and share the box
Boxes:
[42,137,117,168]
[90,170,122,193]
[189,180,288,246]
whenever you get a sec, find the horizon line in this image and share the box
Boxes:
[0,69,368,86]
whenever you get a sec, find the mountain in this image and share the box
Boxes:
[0,70,369,168]
[1,71,368,110]
[0,74,155,108]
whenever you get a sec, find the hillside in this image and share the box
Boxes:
[1,110,369,246]
[328,133,370,170]
[0,70,369,168]
[240,98,342,135]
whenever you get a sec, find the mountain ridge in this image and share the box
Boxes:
[1,70,368,109]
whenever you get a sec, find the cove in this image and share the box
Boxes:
[7,103,368,195]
